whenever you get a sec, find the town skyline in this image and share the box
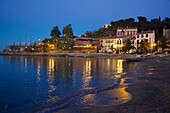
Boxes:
[0,0,170,51]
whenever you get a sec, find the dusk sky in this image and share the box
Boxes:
[0,0,170,51]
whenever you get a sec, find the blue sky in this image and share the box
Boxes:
[0,0,170,51]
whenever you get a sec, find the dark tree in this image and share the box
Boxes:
[122,39,132,52]
[50,26,61,38]
[63,24,74,38]
[138,39,149,53]
[164,17,170,22]
[137,16,147,23]
[157,36,168,49]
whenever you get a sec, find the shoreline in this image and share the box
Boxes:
[80,57,170,113]
[1,52,170,60]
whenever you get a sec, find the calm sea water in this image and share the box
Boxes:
[0,56,138,113]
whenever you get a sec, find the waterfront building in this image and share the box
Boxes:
[99,36,130,53]
[73,37,99,53]
[163,28,170,39]
[3,42,32,52]
[133,30,155,48]
[116,27,138,36]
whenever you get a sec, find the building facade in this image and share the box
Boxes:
[104,24,111,28]
[99,36,130,53]
[116,27,138,36]
[133,30,155,48]
[99,27,155,53]
[73,38,99,53]
[163,28,170,39]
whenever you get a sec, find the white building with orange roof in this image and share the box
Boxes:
[99,36,130,53]
[98,26,155,53]
[133,30,155,48]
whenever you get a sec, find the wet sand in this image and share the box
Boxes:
[81,57,170,113]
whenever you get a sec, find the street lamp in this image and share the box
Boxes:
[150,43,156,53]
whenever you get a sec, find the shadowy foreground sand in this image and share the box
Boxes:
[81,57,170,113]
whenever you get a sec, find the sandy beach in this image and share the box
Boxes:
[80,57,170,113]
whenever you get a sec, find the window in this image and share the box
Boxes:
[121,30,124,36]
[117,40,119,44]
[132,41,134,44]
[146,34,148,37]
[120,40,121,44]
[137,40,139,44]
[141,35,143,38]
[137,35,139,38]
[146,39,148,43]
[106,40,113,43]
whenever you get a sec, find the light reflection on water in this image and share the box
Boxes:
[0,56,137,112]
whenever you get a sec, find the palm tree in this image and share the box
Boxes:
[156,36,168,49]
[138,39,150,53]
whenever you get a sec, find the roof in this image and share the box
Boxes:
[137,30,154,35]
[75,37,99,41]
[117,27,138,30]
[99,35,130,40]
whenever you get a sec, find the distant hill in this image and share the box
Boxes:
[82,16,170,41]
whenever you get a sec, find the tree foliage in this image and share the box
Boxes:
[122,39,133,52]
[156,36,168,49]
[138,39,150,53]
[50,26,61,38]
[62,24,74,38]
[82,17,170,40]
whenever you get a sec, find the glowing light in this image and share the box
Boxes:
[117,59,124,74]
[150,43,156,47]
[24,57,27,73]
[49,44,54,48]
[48,58,56,94]
[82,94,96,105]
[37,59,41,83]
[82,60,92,88]
[48,58,55,77]
[112,87,132,103]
